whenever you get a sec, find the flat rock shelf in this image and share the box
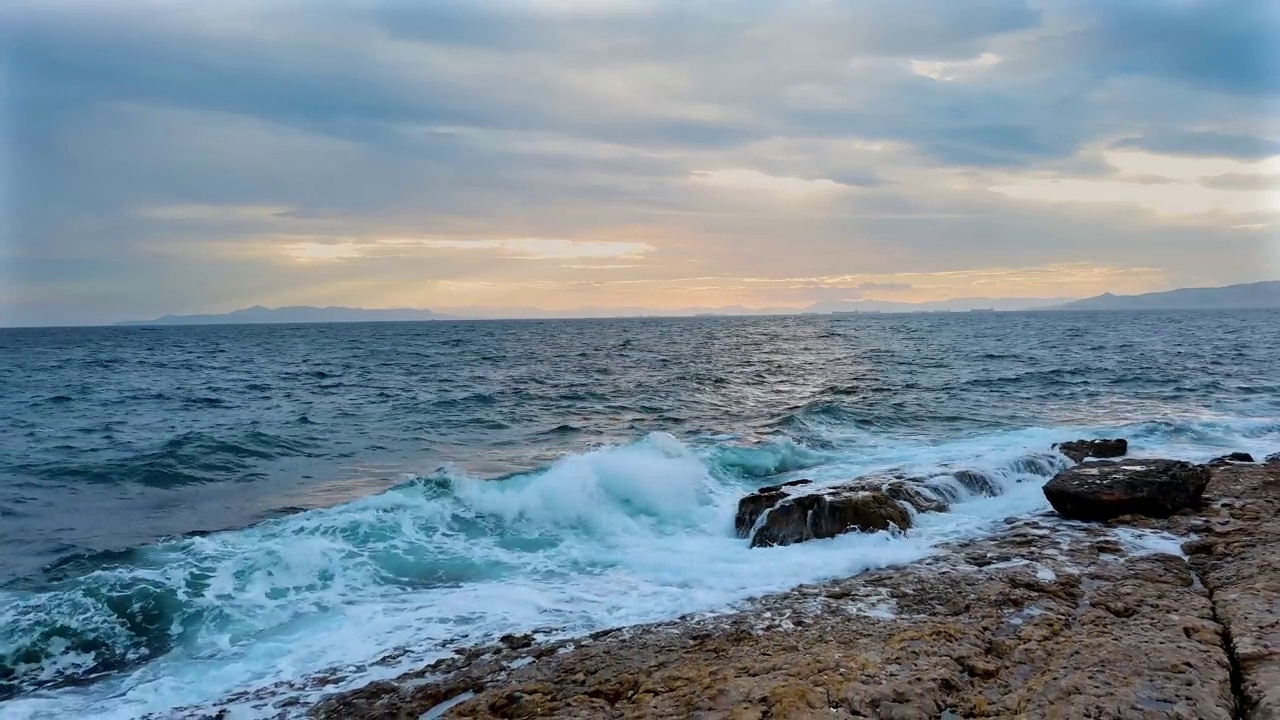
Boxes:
[187,462,1280,720]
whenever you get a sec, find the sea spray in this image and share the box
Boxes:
[3,417,1279,718]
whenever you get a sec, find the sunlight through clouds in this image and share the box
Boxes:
[909,53,1003,81]
[688,169,851,196]
[5,0,1278,324]
[989,150,1280,217]
[280,238,657,262]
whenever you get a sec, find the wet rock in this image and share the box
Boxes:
[1054,438,1129,463]
[882,479,949,514]
[1008,452,1064,476]
[952,469,1000,497]
[314,462,1280,720]
[750,489,910,548]
[733,480,812,537]
[1043,459,1211,521]
[1209,452,1255,466]
[1266,452,1280,465]
[499,633,535,650]
[1186,464,1280,717]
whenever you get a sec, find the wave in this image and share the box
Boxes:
[708,437,832,479]
[14,431,319,487]
[3,416,1278,717]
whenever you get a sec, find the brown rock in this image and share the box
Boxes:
[733,480,811,537]
[1209,452,1255,466]
[1043,459,1211,521]
[750,489,910,548]
[882,479,949,514]
[305,463,1280,720]
[1185,464,1280,718]
[499,633,535,650]
[952,469,1000,497]
[1054,438,1129,463]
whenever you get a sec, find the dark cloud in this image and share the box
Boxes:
[2,0,1278,325]
[1111,131,1280,160]
[1198,173,1280,191]
[1077,0,1280,97]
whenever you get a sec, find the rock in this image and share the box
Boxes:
[312,463,1280,720]
[1266,452,1280,465]
[733,480,812,537]
[952,469,1000,497]
[736,477,943,541]
[1186,463,1280,716]
[1054,438,1129,463]
[750,489,910,548]
[1008,453,1064,477]
[1043,459,1211,521]
[882,479,949,514]
[499,633,534,650]
[1209,452,1255,466]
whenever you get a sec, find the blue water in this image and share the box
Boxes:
[1,311,1277,717]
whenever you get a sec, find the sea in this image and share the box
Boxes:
[1,310,1277,718]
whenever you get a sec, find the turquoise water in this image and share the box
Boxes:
[1,311,1277,717]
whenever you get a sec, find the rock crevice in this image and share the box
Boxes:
[1202,573,1250,720]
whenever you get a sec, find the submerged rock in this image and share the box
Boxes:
[750,489,910,548]
[732,479,812,537]
[952,469,1000,497]
[736,475,942,547]
[1054,438,1129,463]
[1043,459,1211,521]
[1209,452,1255,466]
[882,479,950,514]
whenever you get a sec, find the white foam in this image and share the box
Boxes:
[4,416,1276,719]
[1112,528,1187,558]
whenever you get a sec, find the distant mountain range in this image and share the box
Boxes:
[117,297,1066,325]
[116,282,1280,325]
[804,297,1071,313]
[117,305,455,325]
[1046,281,1280,311]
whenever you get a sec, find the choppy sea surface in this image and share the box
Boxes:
[1,311,1277,718]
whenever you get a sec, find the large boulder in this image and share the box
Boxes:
[750,489,910,548]
[1209,452,1255,466]
[735,475,947,544]
[1265,452,1280,466]
[733,479,812,537]
[1043,459,1211,521]
[1054,438,1128,463]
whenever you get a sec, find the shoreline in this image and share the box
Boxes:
[296,460,1278,720]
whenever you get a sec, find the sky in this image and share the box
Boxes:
[2,0,1279,326]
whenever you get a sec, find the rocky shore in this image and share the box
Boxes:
[300,449,1278,720]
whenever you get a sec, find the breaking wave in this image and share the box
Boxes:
[4,413,1278,718]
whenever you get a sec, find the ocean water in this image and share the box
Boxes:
[1,311,1277,718]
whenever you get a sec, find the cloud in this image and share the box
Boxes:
[1111,131,1280,161]
[857,282,913,292]
[391,238,656,260]
[909,53,1003,82]
[275,237,657,262]
[688,169,852,196]
[4,0,1280,325]
[1071,0,1280,97]
[1198,173,1280,191]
